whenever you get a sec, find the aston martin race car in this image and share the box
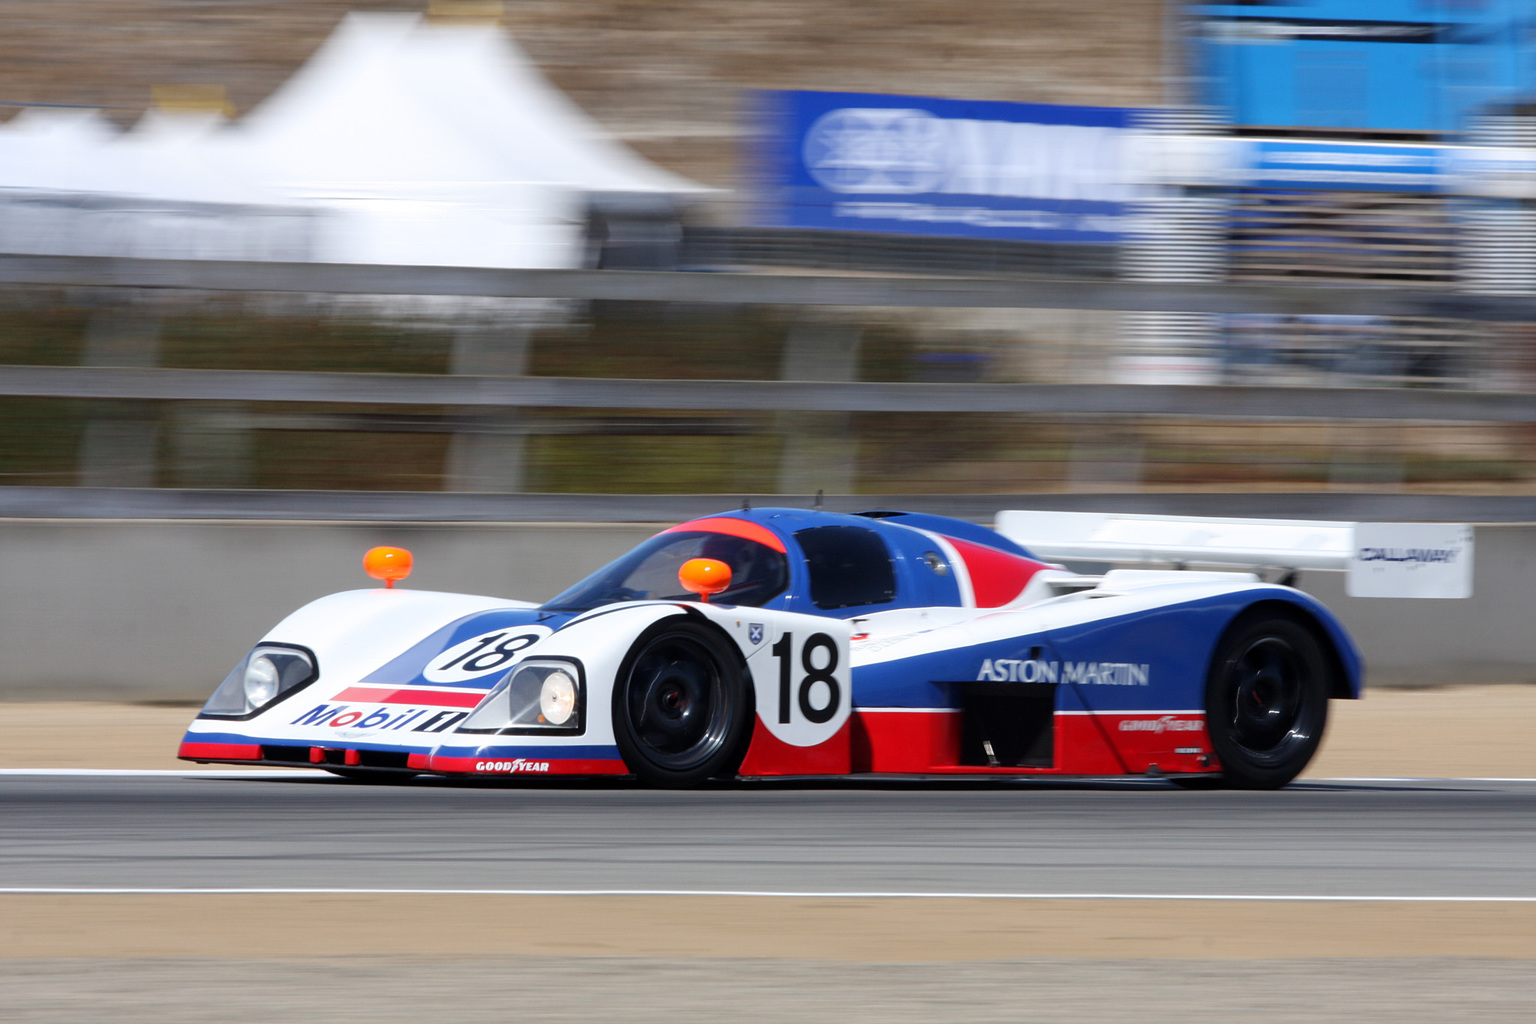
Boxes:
[179,507,1472,788]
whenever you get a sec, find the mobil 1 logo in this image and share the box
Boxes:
[753,622,851,747]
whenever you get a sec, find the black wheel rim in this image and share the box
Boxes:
[1222,635,1317,766]
[625,634,730,772]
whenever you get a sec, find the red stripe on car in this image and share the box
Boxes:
[332,686,485,707]
[663,517,787,553]
[944,536,1050,607]
[178,741,262,761]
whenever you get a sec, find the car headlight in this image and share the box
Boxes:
[539,670,577,725]
[459,659,585,734]
[244,655,280,707]
[200,644,318,718]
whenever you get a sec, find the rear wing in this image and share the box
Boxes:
[995,511,1473,599]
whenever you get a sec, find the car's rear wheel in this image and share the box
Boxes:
[1204,613,1330,790]
[612,619,751,787]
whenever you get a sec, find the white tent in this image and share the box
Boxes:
[0,12,704,268]
[0,107,320,261]
[0,108,123,193]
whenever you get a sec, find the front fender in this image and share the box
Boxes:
[179,588,539,762]
[259,588,539,689]
[434,601,853,767]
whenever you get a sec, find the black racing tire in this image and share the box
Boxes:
[1204,613,1330,790]
[322,768,419,783]
[612,618,752,788]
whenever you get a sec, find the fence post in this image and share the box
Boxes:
[443,318,533,492]
[776,322,860,495]
[76,293,162,487]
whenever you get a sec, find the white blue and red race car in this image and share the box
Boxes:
[179,507,1472,788]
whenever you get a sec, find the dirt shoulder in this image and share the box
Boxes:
[3,894,1532,960]
[1304,684,1536,779]
[0,684,1532,776]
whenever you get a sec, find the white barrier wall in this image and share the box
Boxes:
[2,518,1533,700]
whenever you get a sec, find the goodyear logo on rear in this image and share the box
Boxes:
[977,658,1149,686]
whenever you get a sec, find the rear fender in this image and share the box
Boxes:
[1219,595,1365,700]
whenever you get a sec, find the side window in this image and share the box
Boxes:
[795,526,897,610]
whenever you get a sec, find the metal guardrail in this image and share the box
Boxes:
[2,253,1535,320]
[3,487,1535,524]
[680,226,1120,279]
[5,364,1536,422]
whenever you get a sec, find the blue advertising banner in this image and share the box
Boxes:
[1248,140,1447,192]
[753,90,1145,244]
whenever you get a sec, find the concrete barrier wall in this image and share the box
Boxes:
[3,521,656,701]
[4,519,1533,700]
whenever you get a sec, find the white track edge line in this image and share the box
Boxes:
[2,888,1532,902]
[0,769,327,777]
[1315,776,1536,783]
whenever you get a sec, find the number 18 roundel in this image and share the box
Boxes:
[753,624,851,747]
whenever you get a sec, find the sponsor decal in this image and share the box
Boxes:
[1118,716,1202,734]
[977,658,1149,686]
[292,704,342,726]
[853,631,929,655]
[1356,546,1458,565]
[474,759,551,773]
[411,710,469,733]
[289,704,467,733]
[748,623,765,646]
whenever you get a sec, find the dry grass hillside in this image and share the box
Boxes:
[0,0,1167,185]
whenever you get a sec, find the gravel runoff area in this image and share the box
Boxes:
[2,686,1532,1022]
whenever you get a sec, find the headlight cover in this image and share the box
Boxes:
[458,658,585,735]
[199,643,318,719]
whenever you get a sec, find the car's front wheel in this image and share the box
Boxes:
[612,619,751,787]
[1204,613,1330,789]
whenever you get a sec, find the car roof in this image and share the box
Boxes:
[682,507,1037,559]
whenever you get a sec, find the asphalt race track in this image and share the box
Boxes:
[2,772,1532,897]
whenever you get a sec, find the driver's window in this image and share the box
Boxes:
[795,526,897,610]
[622,533,789,607]
[622,536,699,600]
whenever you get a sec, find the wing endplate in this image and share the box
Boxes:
[995,511,1472,599]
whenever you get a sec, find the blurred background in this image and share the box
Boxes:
[1,0,1535,501]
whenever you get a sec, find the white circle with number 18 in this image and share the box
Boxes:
[422,625,553,683]
[750,623,851,747]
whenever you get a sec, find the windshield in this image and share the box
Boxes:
[542,530,790,612]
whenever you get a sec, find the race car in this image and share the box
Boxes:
[179,507,1472,789]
